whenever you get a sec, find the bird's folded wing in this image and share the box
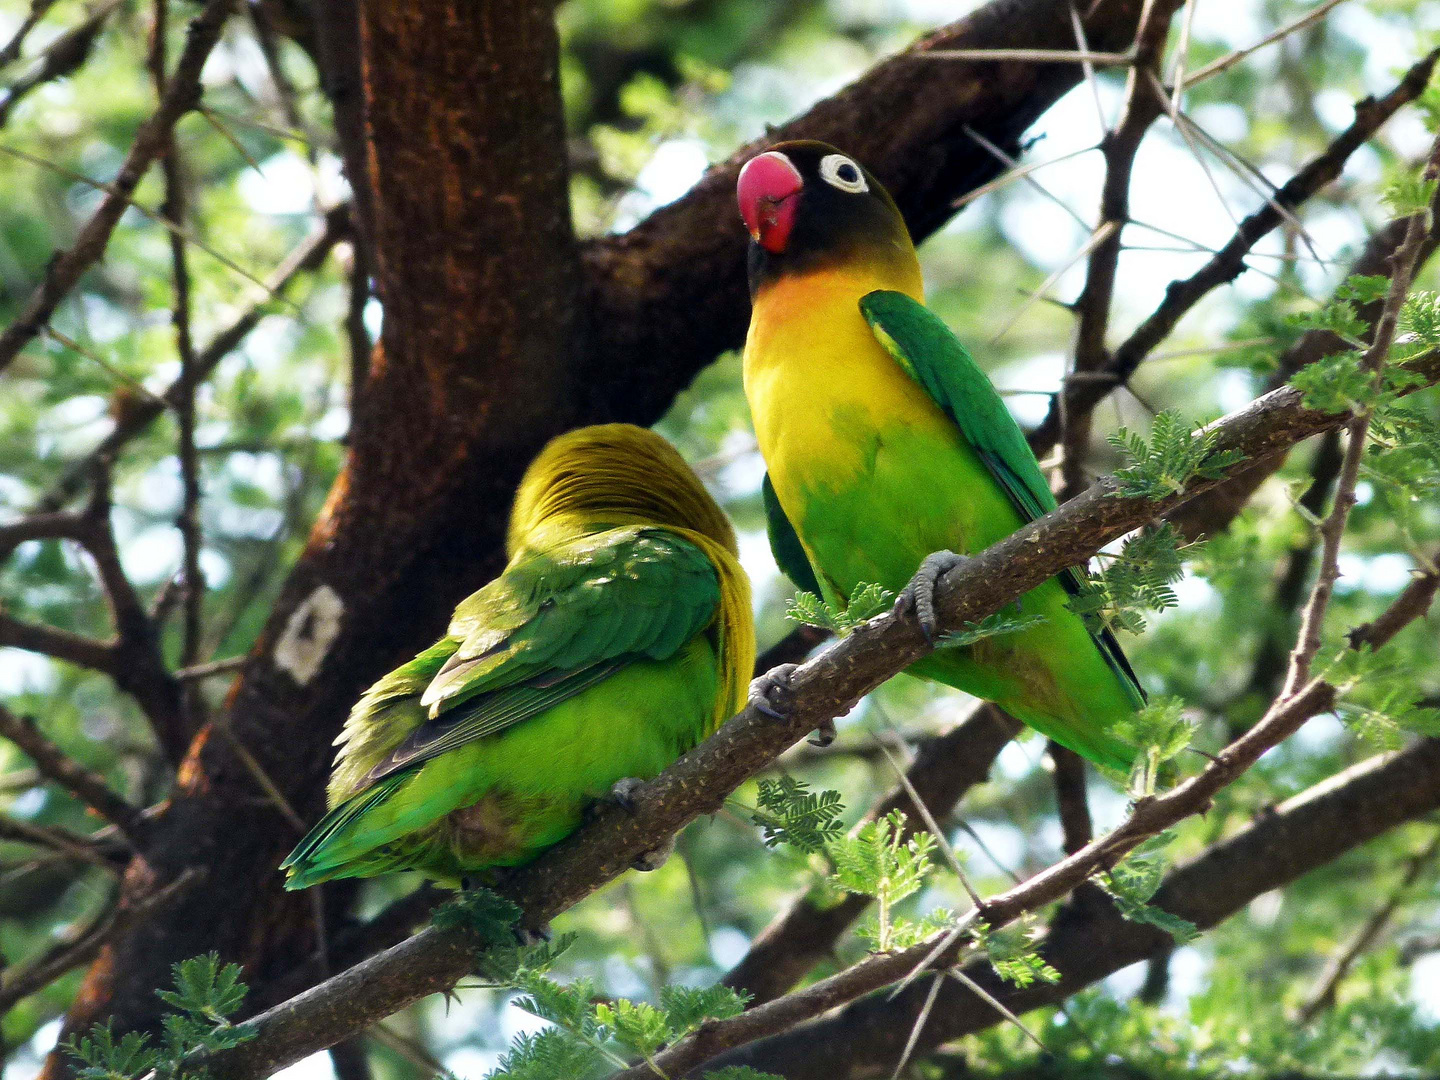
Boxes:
[859,289,1145,710]
[363,527,721,780]
[762,471,823,596]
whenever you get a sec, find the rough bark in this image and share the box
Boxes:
[45,0,579,1064]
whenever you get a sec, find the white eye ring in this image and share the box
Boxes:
[819,153,868,193]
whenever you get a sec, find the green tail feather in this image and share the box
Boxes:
[281,771,412,890]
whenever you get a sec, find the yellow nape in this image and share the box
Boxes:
[505,422,754,730]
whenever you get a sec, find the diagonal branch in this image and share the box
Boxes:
[0,0,231,374]
[198,342,1440,1080]
[621,561,1439,1080]
[0,704,144,844]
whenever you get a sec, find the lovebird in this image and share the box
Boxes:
[282,424,755,888]
[736,140,1143,770]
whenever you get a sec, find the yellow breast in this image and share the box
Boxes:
[742,265,939,493]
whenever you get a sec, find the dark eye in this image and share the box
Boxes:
[819,153,868,193]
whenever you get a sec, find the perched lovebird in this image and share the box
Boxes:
[282,424,754,888]
[736,140,1143,770]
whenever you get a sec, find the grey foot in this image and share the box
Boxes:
[749,663,798,720]
[585,776,647,822]
[895,550,968,644]
[749,664,832,746]
[630,835,675,872]
[610,776,645,814]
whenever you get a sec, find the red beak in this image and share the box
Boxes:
[737,151,804,254]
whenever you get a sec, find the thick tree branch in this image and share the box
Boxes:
[198,346,1440,1080]
[0,0,231,373]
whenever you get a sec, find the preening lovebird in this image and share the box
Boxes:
[736,140,1144,770]
[282,424,754,889]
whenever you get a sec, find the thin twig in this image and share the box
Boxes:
[1182,0,1351,88]
[0,0,232,373]
[0,704,144,843]
[1296,827,1440,1023]
[32,207,350,514]
[915,47,1132,64]
[1029,48,1440,458]
[0,868,200,1012]
[1281,139,1439,698]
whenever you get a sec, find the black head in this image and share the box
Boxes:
[736,140,914,294]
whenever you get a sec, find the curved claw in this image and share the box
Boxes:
[748,662,799,720]
[807,717,837,748]
[609,777,645,815]
[894,550,968,644]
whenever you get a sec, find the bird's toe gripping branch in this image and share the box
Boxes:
[895,549,969,644]
[749,662,834,747]
[597,777,677,870]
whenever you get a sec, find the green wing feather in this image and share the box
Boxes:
[762,472,823,596]
[859,289,1146,711]
[282,527,722,884]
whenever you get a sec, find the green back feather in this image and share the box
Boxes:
[859,289,1146,712]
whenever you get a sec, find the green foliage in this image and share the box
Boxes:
[431,886,525,945]
[864,906,957,951]
[973,919,1061,988]
[1098,835,1199,945]
[486,1030,604,1080]
[487,967,751,1078]
[477,933,579,986]
[1290,351,1376,412]
[1107,410,1245,500]
[1324,646,1440,750]
[1067,523,1193,636]
[1112,697,1195,796]
[1335,274,1392,306]
[1382,170,1438,217]
[785,582,894,634]
[1399,290,1440,346]
[830,811,938,952]
[64,954,253,1080]
[750,775,845,853]
[702,1070,787,1080]
[939,606,1046,648]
